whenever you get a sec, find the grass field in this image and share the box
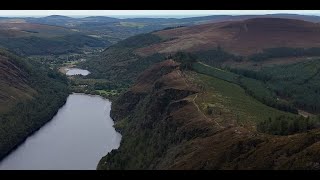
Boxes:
[193,62,239,83]
[190,61,297,129]
[192,62,278,104]
[192,73,296,129]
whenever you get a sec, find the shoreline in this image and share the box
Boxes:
[58,64,76,74]
[0,92,120,169]
[0,94,69,164]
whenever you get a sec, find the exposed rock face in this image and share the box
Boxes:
[99,59,320,170]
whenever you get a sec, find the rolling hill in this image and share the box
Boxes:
[0,22,110,56]
[3,15,320,169]
[77,17,320,169]
[98,59,320,170]
[81,18,320,87]
[0,22,74,38]
[6,13,320,44]
[137,18,320,56]
[0,49,35,113]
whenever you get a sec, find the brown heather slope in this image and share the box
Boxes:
[136,18,320,56]
[0,22,74,38]
[99,60,320,170]
[0,51,35,113]
[83,17,320,88]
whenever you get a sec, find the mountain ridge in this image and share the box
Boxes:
[137,18,320,56]
[98,59,320,170]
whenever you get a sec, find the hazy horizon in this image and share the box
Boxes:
[0,10,319,19]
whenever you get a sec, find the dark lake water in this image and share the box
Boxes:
[0,94,121,170]
[66,68,90,76]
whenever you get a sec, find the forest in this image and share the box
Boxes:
[78,33,166,89]
[193,47,243,66]
[249,47,320,61]
[0,34,109,56]
[257,115,320,135]
[192,61,298,114]
[229,59,320,114]
[0,52,69,159]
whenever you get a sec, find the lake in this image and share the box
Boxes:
[66,68,90,76]
[0,94,121,170]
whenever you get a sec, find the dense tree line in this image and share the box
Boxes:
[0,34,108,56]
[241,83,298,114]
[79,33,166,90]
[257,115,320,135]
[249,47,320,61]
[193,46,243,66]
[228,68,272,82]
[168,52,198,70]
[0,52,69,159]
[257,60,320,114]
[227,64,320,114]
[161,26,186,31]
[192,61,298,114]
[113,33,162,49]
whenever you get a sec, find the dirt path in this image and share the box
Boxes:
[192,94,223,128]
[298,109,314,118]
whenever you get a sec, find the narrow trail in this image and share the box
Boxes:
[177,70,190,88]
[298,109,313,118]
[192,94,223,128]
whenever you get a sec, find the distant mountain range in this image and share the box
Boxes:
[80,17,320,97]
[1,13,320,54]
[3,13,320,169]
[85,16,320,170]
[11,13,320,26]
[137,17,320,56]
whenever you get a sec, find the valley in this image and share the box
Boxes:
[0,94,121,170]
[98,59,320,169]
[1,12,320,170]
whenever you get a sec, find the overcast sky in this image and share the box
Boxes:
[0,10,319,18]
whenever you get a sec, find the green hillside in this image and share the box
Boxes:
[0,34,109,56]
[0,49,69,160]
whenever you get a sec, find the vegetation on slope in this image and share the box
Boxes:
[69,77,123,101]
[192,62,298,114]
[0,34,109,56]
[92,18,320,170]
[257,115,320,135]
[249,47,320,61]
[193,73,294,126]
[0,50,69,160]
[193,47,244,66]
[98,59,320,170]
[229,59,320,114]
[78,33,166,88]
[261,59,320,113]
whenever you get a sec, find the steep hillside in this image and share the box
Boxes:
[81,18,320,115]
[83,18,320,85]
[20,14,320,44]
[0,50,35,113]
[0,22,74,38]
[79,33,166,87]
[137,18,320,56]
[98,59,320,170]
[0,22,110,56]
[0,49,69,160]
[0,34,108,56]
